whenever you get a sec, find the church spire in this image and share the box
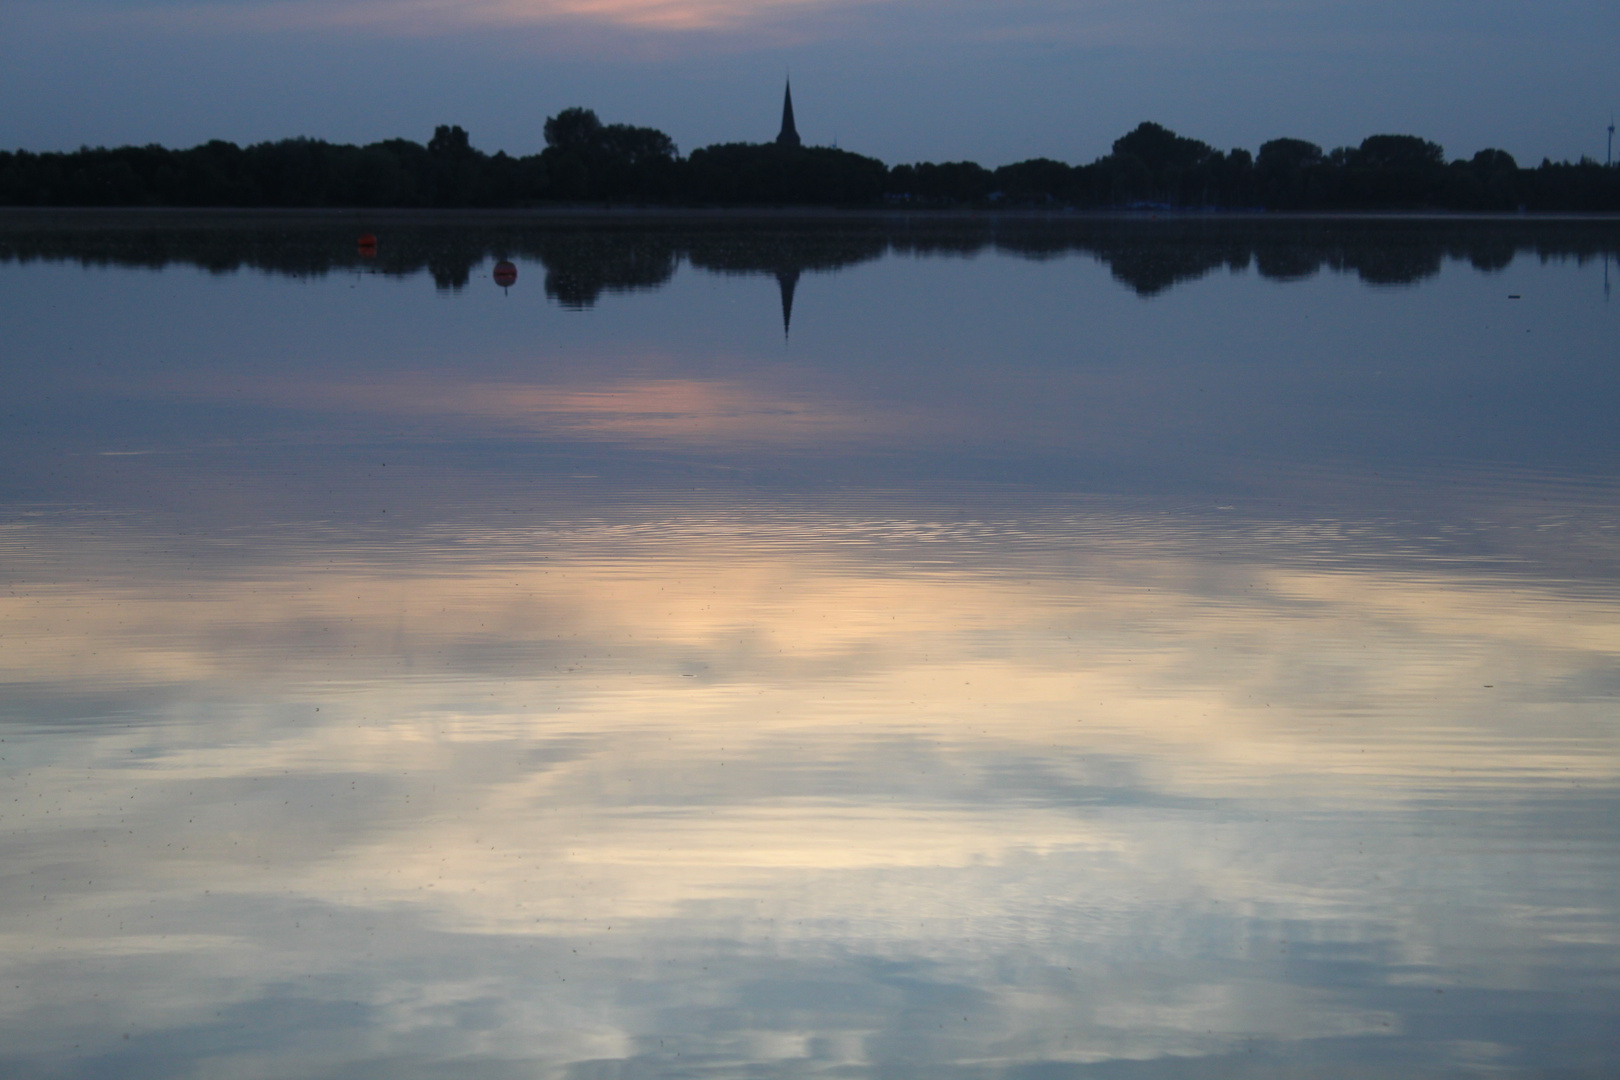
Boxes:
[776,80,801,149]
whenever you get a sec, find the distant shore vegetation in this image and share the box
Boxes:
[3,109,1617,212]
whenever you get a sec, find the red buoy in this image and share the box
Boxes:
[358,232,378,258]
[493,260,517,288]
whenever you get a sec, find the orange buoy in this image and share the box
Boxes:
[493,260,517,288]
[358,233,378,258]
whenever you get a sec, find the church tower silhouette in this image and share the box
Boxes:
[776,81,801,148]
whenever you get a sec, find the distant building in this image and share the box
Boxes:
[776,81,801,149]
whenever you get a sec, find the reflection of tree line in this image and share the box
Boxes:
[2,215,1616,305]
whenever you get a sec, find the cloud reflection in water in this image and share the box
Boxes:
[2,504,1616,1077]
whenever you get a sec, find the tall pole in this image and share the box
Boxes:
[1610,115,1616,167]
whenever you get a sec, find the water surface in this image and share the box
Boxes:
[2,212,1618,1079]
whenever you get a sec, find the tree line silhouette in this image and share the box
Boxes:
[2,111,1616,211]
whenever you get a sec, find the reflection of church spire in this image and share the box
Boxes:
[776,81,801,149]
[776,268,800,337]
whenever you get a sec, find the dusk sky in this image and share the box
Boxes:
[4,0,1617,168]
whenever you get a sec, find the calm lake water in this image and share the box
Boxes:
[2,212,1618,1079]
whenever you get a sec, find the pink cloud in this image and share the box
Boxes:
[118,0,872,34]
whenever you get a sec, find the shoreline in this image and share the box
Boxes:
[4,205,1620,227]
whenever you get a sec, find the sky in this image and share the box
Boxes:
[3,0,1618,169]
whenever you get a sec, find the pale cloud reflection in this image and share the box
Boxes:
[2,509,1617,1073]
[161,370,901,446]
[347,374,885,442]
[4,513,1616,792]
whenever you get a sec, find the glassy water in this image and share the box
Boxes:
[2,212,1618,1079]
